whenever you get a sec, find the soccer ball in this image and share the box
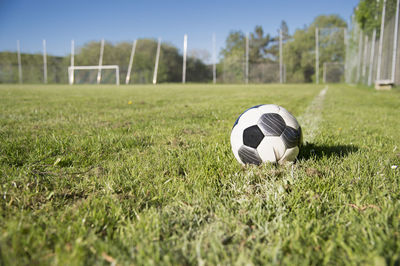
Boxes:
[230,104,302,165]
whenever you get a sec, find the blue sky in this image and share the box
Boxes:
[0,0,359,59]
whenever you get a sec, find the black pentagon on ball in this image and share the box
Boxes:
[257,113,286,136]
[243,125,264,148]
[281,126,302,148]
[238,145,262,165]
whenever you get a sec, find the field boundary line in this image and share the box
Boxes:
[256,86,329,234]
[297,86,328,143]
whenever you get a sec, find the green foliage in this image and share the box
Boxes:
[0,52,68,84]
[75,39,211,84]
[0,84,399,264]
[0,39,211,84]
[219,16,346,83]
[221,24,286,64]
[249,26,273,63]
[355,0,381,35]
[267,21,290,61]
[218,31,246,83]
[284,29,314,83]
[355,0,398,35]
[219,25,281,82]
[284,15,347,83]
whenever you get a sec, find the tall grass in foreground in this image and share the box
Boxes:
[0,84,399,265]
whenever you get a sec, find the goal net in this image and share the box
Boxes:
[323,62,345,83]
[220,58,282,83]
[68,65,120,85]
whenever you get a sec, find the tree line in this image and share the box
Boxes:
[1,0,394,84]
[218,0,397,83]
[0,39,211,84]
[0,52,68,84]
[218,15,347,83]
[355,0,398,36]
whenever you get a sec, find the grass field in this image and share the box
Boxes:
[0,83,399,265]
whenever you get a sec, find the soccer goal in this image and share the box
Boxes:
[68,65,120,85]
[323,62,345,83]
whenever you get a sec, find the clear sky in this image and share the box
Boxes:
[0,0,359,60]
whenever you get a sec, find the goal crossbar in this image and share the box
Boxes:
[68,65,120,85]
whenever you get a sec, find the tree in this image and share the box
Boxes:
[280,20,290,40]
[220,31,246,60]
[220,26,276,63]
[219,26,276,82]
[284,15,347,82]
[355,0,397,36]
[73,39,211,84]
[355,0,381,35]
[0,52,68,84]
[219,31,246,83]
[268,20,290,62]
[249,26,272,63]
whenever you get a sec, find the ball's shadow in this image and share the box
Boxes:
[298,143,359,161]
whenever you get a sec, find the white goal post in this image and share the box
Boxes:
[68,65,120,85]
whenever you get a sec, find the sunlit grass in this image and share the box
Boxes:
[0,83,399,265]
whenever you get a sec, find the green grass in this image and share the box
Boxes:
[0,83,399,265]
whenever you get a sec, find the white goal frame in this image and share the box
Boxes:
[68,65,120,85]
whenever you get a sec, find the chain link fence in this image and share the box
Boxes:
[346,0,400,86]
[220,59,281,83]
[1,3,399,86]
[0,52,68,84]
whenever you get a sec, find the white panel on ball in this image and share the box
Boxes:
[279,146,300,164]
[278,107,300,130]
[237,108,262,126]
[230,124,245,164]
[257,104,280,115]
[257,136,286,162]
